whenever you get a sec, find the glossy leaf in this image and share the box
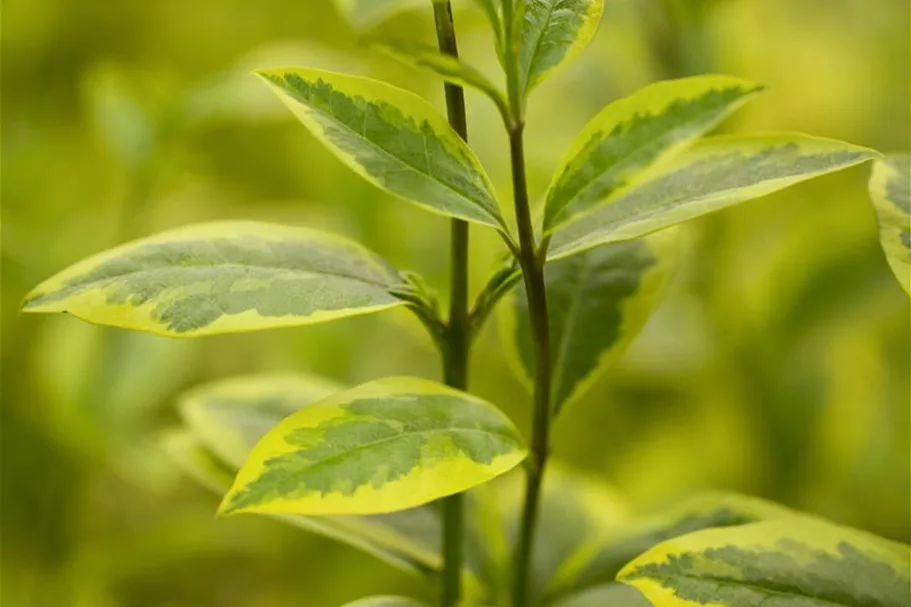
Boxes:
[503,229,680,414]
[333,0,425,30]
[373,40,508,117]
[550,133,880,260]
[513,0,604,97]
[179,372,345,468]
[618,517,911,607]
[546,492,794,602]
[868,154,910,295]
[256,67,507,231]
[219,377,527,516]
[22,221,404,337]
[542,75,763,233]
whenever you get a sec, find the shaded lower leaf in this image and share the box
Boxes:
[545,492,794,602]
[334,0,426,30]
[550,134,879,260]
[341,599,430,607]
[868,154,911,295]
[503,229,680,415]
[551,584,652,607]
[22,221,404,337]
[220,377,527,516]
[618,517,911,607]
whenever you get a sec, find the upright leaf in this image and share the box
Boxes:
[868,154,911,295]
[547,492,794,601]
[22,221,404,337]
[542,75,763,233]
[333,0,426,30]
[502,229,680,414]
[513,0,604,97]
[257,67,507,231]
[220,377,527,516]
[550,134,880,260]
[618,517,911,607]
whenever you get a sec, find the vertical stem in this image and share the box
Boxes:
[433,2,469,606]
[508,122,552,607]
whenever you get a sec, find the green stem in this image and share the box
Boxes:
[433,2,470,605]
[508,121,552,607]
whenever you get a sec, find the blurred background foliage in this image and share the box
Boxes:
[2,0,909,605]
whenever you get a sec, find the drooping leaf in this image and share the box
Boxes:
[165,378,444,577]
[542,75,763,233]
[487,463,629,604]
[868,154,911,295]
[373,40,509,117]
[333,0,426,30]
[545,492,794,602]
[256,67,507,231]
[618,517,911,607]
[219,376,527,516]
[22,221,404,337]
[550,134,880,260]
[502,229,680,414]
[512,0,604,98]
[179,372,345,468]
[341,598,430,607]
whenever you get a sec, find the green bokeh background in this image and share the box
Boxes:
[2,0,909,605]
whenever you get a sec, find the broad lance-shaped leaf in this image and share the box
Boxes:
[373,41,509,118]
[513,0,604,98]
[219,377,527,516]
[545,492,794,602]
[22,221,404,337]
[550,133,881,260]
[868,154,910,295]
[618,517,911,607]
[257,67,507,232]
[502,229,680,414]
[167,374,443,575]
[333,0,426,30]
[542,75,763,233]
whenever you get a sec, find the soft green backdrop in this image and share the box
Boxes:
[2,0,909,605]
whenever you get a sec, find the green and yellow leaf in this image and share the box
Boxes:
[546,492,794,602]
[618,517,911,607]
[550,133,880,260]
[219,376,527,516]
[373,40,508,117]
[502,229,680,415]
[333,0,426,30]
[160,429,237,493]
[179,372,345,468]
[868,154,910,295]
[256,67,507,231]
[341,598,430,607]
[542,75,763,233]
[22,221,404,337]
[513,0,604,98]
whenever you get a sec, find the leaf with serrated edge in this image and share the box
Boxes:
[257,67,507,231]
[514,0,604,97]
[374,41,508,117]
[546,492,794,602]
[503,229,680,415]
[543,75,763,233]
[868,154,911,295]
[22,221,404,337]
[550,134,880,260]
[219,377,527,516]
[618,517,911,607]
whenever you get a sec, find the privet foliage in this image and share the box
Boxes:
[23,0,908,606]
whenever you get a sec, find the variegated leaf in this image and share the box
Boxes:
[868,154,910,295]
[502,229,680,415]
[22,221,404,337]
[545,492,794,602]
[257,67,507,231]
[542,75,763,233]
[550,134,880,260]
[513,0,604,98]
[220,377,527,516]
[618,517,911,607]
